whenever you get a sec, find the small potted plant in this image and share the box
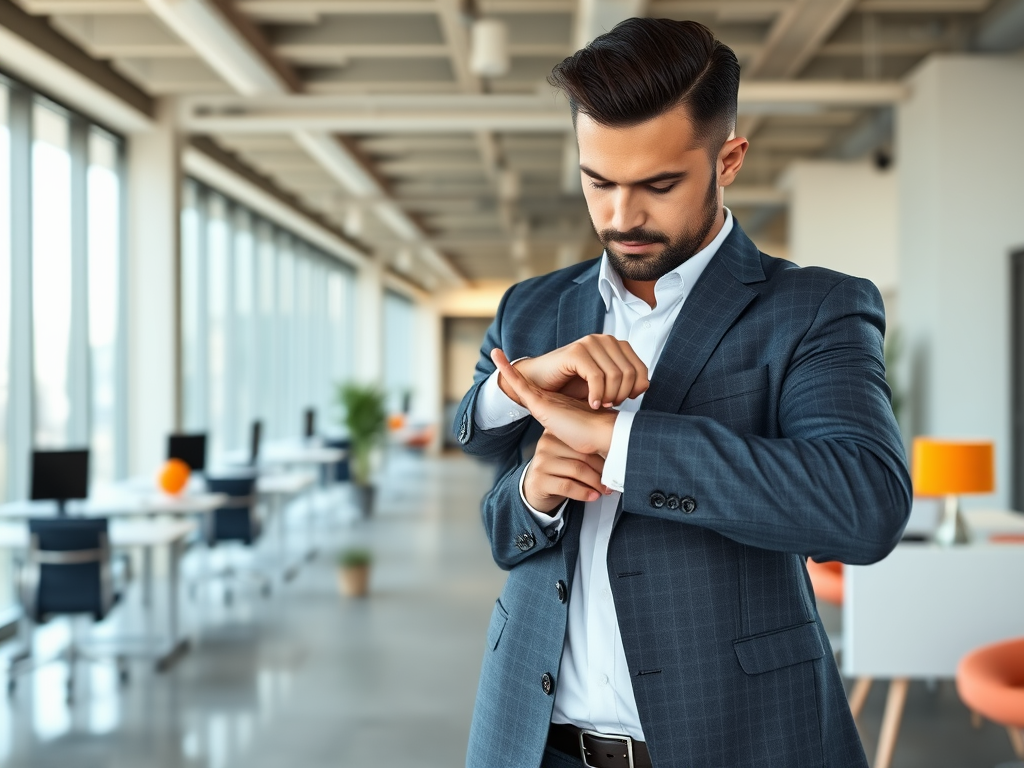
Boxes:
[337,547,373,598]
[337,382,388,517]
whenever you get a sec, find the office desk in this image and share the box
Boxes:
[0,492,228,519]
[0,519,196,671]
[256,471,318,580]
[844,517,1024,768]
[224,441,346,470]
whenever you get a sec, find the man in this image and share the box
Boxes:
[454,18,911,768]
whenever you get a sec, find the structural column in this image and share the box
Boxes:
[898,55,1024,508]
[126,97,181,476]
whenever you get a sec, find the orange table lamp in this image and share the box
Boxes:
[911,438,994,545]
[159,458,191,495]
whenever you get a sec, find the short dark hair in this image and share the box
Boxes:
[548,18,740,151]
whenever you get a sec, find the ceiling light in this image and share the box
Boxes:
[470,18,509,78]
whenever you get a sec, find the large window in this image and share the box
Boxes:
[384,290,416,414]
[0,73,125,498]
[88,128,124,485]
[181,179,356,455]
[31,101,73,449]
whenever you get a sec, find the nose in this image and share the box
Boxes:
[609,187,645,235]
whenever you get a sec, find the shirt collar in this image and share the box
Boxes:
[598,208,734,312]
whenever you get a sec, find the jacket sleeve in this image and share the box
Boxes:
[451,282,533,465]
[621,276,912,565]
[477,454,570,570]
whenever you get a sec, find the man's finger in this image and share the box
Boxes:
[491,348,535,406]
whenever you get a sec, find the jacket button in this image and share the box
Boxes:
[556,580,567,604]
[681,496,697,514]
[541,672,554,695]
[666,494,680,510]
[649,491,666,509]
[514,531,536,552]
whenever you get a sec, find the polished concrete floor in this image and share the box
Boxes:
[0,452,1018,768]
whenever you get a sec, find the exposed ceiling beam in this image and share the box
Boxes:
[857,0,990,11]
[180,83,908,133]
[144,0,464,287]
[736,0,859,140]
[0,0,154,130]
[16,0,147,12]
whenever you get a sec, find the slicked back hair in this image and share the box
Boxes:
[549,18,740,154]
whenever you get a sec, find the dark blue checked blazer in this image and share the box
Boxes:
[454,221,912,768]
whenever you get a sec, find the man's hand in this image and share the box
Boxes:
[524,431,611,513]
[492,348,618,458]
[498,334,648,410]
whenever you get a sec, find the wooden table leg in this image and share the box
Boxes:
[849,677,873,720]
[874,678,909,768]
[1008,727,1024,759]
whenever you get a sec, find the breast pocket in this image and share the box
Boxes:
[487,598,509,651]
[680,365,770,434]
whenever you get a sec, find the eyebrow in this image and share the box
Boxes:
[579,165,687,186]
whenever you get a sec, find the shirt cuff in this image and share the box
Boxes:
[474,368,529,429]
[601,410,634,493]
[519,460,567,536]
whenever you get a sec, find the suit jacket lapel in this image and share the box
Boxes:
[640,223,765,415]
[557,261,605,348]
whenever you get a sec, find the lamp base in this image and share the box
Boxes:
[934,494,971,546]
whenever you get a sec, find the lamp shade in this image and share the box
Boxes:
[911,438,995,496]
[470,18,509,77]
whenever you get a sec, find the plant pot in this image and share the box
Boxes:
[353,483,376,518]
[338,565,370,598]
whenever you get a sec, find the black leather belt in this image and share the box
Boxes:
[548,723,653,768]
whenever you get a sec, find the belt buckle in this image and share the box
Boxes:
[578,729,634,768]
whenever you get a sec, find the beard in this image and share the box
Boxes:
[598,169,720,283]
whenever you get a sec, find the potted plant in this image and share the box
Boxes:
[337,547,372,598]
[337,382,388,518]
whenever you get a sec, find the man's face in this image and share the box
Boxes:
[576,105,723,283]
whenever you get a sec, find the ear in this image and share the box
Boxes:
[717,136,749,187]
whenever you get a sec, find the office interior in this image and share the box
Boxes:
[0,0,1022,766]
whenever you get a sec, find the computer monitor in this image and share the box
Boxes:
[303,408,316,439]
[249,420,263,466]
[167,433,207,473]
[31,449,90,516]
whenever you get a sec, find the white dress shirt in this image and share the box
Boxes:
[475,211,734,740]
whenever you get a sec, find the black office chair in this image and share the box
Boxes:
[322,438,351,484]
[201,474,271,605]
[9,518,130,701]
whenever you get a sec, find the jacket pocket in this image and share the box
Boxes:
[682,365,769,410]
[733,620,824,675]
[487,598,509,651]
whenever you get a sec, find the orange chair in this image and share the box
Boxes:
[956,637,1024,763]
[805,559,873,720]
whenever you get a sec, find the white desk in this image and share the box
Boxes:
[224,441,346,470]
[0,492,228,519]
[843,514,1024,768]
[0,519,196,671]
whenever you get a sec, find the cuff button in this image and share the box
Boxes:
[681,496,697,514]
[666,495,680,510]
[649,491,666,509]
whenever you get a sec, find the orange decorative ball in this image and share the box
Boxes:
[159,459,191,495]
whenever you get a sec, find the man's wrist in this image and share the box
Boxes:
[497,371,523,406]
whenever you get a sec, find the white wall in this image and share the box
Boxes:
[126,98,179,476]
[786,160,899,297]
[898,55,1024,509]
